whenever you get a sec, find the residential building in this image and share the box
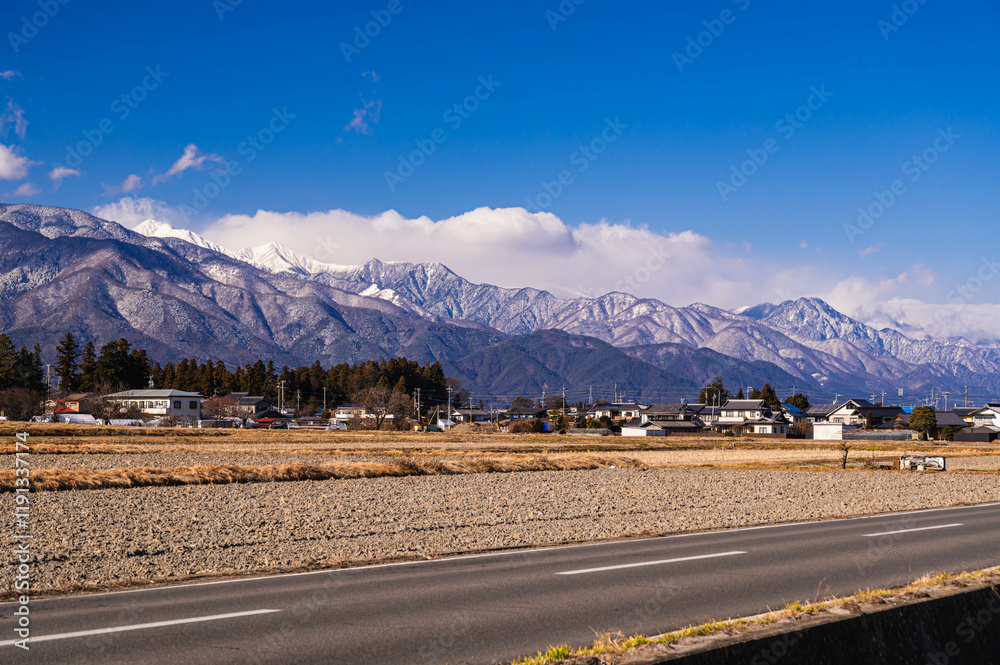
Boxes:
[105,389,204,420]
[688,404,720,427]
[744,414,790,435]
[780,403,808,425]
[826,399,903,426]
[641,404,705,432]
[508,407,549,421]
[970,404,1000,428]
[716,399,769,430]
[621,420,667,437]
[805,404,837,423]
[226,392,272,417]
[589,402,644,421]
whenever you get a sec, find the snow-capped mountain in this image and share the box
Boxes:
[7,203,1000,396]
[124,214,1000,393]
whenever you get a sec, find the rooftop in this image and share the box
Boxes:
[106,389,204,399]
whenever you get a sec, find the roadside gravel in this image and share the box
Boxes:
[17,468,1000,592]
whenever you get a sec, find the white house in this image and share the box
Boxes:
[970,404,1000,428]
[716,399,768,430]
[106,389,204,421]
[591,403,644,421]
[621,421,667,437]
[745,415,790,435]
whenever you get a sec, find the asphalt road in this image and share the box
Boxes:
[4,502,1000,665]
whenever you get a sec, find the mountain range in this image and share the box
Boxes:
[3,203,999,402]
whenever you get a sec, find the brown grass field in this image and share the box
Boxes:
[2,423,998,492]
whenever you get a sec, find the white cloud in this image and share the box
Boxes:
[101,174,143,197]
[9,182,40,197]
[153,144,226,184]
[86,201,1000,342]
[49,166,81,190]
[0,143,31,180]
[93,196,188,228]
[343,97,382,135]
[199,206,813,307]
[0,99,27,139]
[859,242,884,257]
[0,71,20,81]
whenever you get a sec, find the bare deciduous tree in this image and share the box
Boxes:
[352,385,411,431]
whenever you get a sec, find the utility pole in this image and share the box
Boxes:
[965,386,969,408]
[278,380,285,414]
[943,392,950,411]
[562,386,566,414]
[589,386,593,405]
[323,387,327,413]
[446,386,453,429]
[296,389,301,416]
[413,388,421,425]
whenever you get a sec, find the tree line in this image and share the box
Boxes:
[698,376,810,411]
[53,333,449,409]
[0,334,46,420]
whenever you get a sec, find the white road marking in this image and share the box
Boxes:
[863,523,963,538]
[0,609,280,647]
[557,551,747,575]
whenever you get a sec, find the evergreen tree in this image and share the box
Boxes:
[784,392,810,411]
[698,376,731,406]
[79,341,98,391]
[0,334,17,391]
[735,387,745,399]
[55,332,81,391]
[909,406,937,439]
[758,383,781,411]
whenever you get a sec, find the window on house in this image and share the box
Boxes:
[190,401,198,410]
[173,401,181,409]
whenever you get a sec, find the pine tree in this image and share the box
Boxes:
[79,341,97,391]
[55,332,81,391]
[698,376,731,406]
[784,392,810,411]
[0,334,17,391]
[758,383,781,411]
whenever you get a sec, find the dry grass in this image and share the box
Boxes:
[0,454,644,492]
[510,567,1000,665]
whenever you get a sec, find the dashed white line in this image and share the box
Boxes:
[863,524,963,538]
[557,551,747,575]
[0,609,281,647]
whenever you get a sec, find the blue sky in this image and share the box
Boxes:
[2,0,999,331]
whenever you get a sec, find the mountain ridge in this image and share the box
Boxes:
[4,203,1000,398]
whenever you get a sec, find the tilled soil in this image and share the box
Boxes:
[15,467,1000,592]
